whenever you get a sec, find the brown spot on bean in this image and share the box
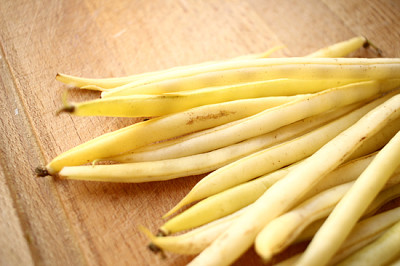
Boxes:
[186,110,236,125]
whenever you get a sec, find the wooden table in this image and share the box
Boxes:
[1,1,399,265]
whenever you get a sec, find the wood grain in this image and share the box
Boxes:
[0,1,399,265]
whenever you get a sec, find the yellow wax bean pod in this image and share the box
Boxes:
[299,130,400,266]
[142,210,244,256]
[38,95,283,175]
[81,82,361,160]
[56,36,368,92]
[161,78,363,104]
[59,102,360,182]
[161,133,400,235]
[255,171,400,262]
[294,177,400,248]
[148,186,400,259]
[55,72,129,91]
[58,88,308,117]
[187,89,400,266]
[159,165,295,234]
[167,89,400,216]
[276,206,400,266]
[334,189,400,265]
[66,79,367,118]
[336,214,400,266]
[102,57,400,97]
[113,100,361,163]
[114,80,400,168]
[70,95,297,157]
[159,152,373,235]
[306,36,368,58]
[301,111,400,196]
[159,154,362,234]
[100,37,373,97]
[55,45,283,91]
[111,80,389,158]
[122,103,400,164]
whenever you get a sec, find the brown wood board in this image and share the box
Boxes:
[1,1,400,265]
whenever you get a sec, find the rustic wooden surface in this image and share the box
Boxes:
[1,0,400,265]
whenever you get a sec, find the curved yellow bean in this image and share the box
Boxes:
[187,91,400,266]
[114,100,360,163]
[160,116,400,234]
[102,57,400,97]
[40,96,279,174]
[55,45,282,90]
[306,36,367,58]
[276,207,400,266]
[59,90,306,118]
[166,88,400,216]
[116,80,400,168]
[141,210,242,255]
[55,36,368,91]
[255,172,400,262]
[59,100,359,182]
[299,130,400,266]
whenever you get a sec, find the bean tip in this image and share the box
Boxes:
[56,105,75,116]
[362,37,383,57]
[35,166,50,177]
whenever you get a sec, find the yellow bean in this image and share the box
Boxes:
[276,207,400,266]
[41,96,278,174]
[187,91,400,266]
[55,45,281,90]
[299,131,400,266]
[102,57,400,97]
[59,91,306,118]
[255,171,400,262]
[167,89,400,216]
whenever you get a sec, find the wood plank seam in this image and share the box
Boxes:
[0,40,88,266]
[0,41,41,264]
